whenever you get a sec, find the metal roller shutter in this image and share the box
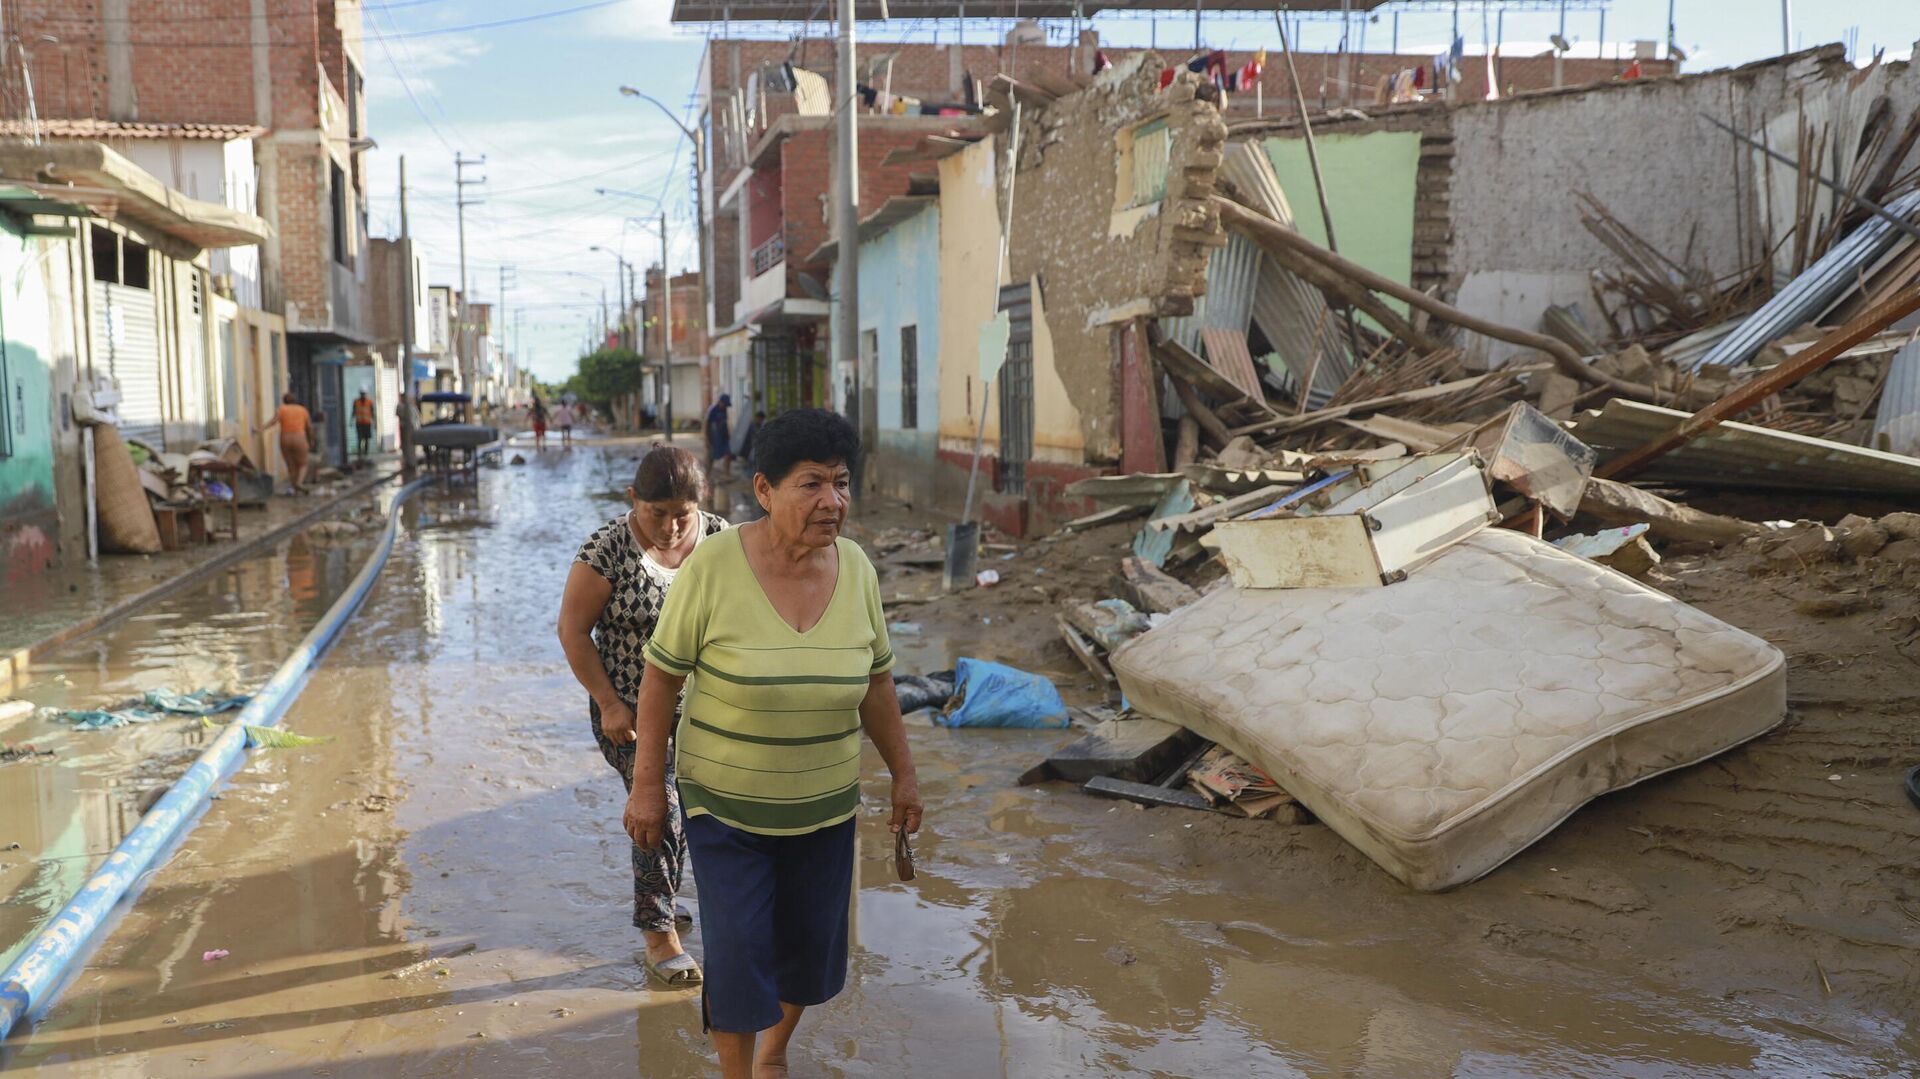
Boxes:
[94,280,164,448]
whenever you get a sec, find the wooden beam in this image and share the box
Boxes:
[1596,283,1920,481]
[1215,197,1658,402]
[1231,364,1551,438]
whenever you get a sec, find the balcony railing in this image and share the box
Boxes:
[750,232,786,277]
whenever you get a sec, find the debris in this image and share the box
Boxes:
[1577,477,1760,546]
[1186,746,1307,822]
[892,671,956,714]
[1111,556,1201,615]
[1593,285,1920,486]
[1081,775,1217,812]
[1835,515,1890,559]
[1063,599,1152,652]
[1471,402,1598,519]
[243,725,332,749]
[1211,452,1495,589]
[1060,504,1151,532]
[887,621,923,636]
[1063,473,1185,508]
[202,950,230,962]
[385,942,479,980]
[935,659,1070,729]
[1,743,55,765]
[974,569,1001,588]
[510,453,526,465]
[1131,479,1195,569]
[1056,616,1114,684]
[1017,715,1199,785]
[45,688,251,731]
[0,699,34,724]
[1554,524,1664,576]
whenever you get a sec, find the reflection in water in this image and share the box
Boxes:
[0,531,371,973]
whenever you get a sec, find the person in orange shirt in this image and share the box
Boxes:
[351,390,375,459]
[257,392,313,495]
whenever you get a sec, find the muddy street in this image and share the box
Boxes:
[0,443,1908,1076]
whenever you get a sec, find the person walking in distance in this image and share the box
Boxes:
[352,390,375,460]
[552,400,576,448]
[256,393,313,495]
[558,445,730,989]
[705,393,734,481]
[529,394,550,452]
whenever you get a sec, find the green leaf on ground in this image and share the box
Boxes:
[244,725,333,749]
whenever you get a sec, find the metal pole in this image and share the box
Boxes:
[834,0,866,460]
[454,152,484,397]
[661,211,673,437]
[1554,0,1565,87]
[692,126,711,412]
[398,154,417,475]
[1275,11,1364,360]
[1193,0,1202,52]
[1668,0,1678,61]
[1780,0,1791,54]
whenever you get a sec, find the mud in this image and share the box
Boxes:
[3,445,1916,1075]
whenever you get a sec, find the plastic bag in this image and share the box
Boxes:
[936,658,1069,729]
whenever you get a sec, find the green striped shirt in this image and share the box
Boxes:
[643,528,894,835]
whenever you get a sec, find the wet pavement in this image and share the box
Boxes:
[1,444,1914,1076]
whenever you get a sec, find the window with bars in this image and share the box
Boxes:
[995,284,1034,495]
[900,324,918,429]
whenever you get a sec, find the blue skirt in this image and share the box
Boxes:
[682,811,856,1033]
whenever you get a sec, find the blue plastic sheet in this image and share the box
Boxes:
[936,658,1069,729]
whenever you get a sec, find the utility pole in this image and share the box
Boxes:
[398,154,417,475]
[834,0,861,443]
[660,211,673,437]
[454,152,485,398]
[497,263,516,402]
[1780,0,1791,54]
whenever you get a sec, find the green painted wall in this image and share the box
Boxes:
[1264,131,1421,327]
[0,223,58,565]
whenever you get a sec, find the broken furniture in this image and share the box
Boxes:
[1111,529,1787,891]
[1209,451,1497,588]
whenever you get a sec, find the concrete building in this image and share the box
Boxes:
[9,0,379,464]
[641,267,708,428]
[0,141,269,580]
[367,237,431,450]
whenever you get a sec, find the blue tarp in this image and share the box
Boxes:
[936,659,1069,729]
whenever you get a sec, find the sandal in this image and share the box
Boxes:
[643,950,704,988]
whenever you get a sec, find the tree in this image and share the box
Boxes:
[563,346,645,414]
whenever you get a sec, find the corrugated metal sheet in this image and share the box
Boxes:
[1692,189,1920,369]
[1163,230,1262,355]
[1873,337,1920,457]
[1215,140,1350,406]
[1199,327,1263,400]
[1570,398,1920,494]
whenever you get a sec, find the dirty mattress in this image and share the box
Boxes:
[1111,529,1785,890]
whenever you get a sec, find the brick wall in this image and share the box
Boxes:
[711,210,741,328]
[779,124,930,291]
[642,270,706,358]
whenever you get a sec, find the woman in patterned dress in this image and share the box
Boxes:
[559,444,729,986]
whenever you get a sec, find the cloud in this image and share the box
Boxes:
[586,0,678,43]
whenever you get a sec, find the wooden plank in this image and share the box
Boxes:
[1231,364,1551,438]
[1017,717,1197,786]
[1112,556,1202,614]
[1056,615,1115,686]
[1082,775,1218,812]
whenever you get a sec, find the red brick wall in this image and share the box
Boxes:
[272,144,329,326]
[747,162,782,249]
[778,125,929,288]
[711,209,741,327]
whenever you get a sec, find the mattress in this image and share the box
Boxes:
[1111,529,1786,890]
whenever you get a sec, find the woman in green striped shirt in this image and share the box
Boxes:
[622,408,922,1078]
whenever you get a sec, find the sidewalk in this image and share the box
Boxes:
[1,458,402,687]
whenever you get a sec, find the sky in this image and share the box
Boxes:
[362,0,1920,383]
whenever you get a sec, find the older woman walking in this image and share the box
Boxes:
[624,409,922,1078]
[558,444,729,987]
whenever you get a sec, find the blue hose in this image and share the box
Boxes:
[0,476,435,1041]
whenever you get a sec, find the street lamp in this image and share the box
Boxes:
[618,84,707,441]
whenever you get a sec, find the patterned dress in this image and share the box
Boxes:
[576,509,730,931]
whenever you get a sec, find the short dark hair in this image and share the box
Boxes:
[633,444,707,503]
[754,408,859,485]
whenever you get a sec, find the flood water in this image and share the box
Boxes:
[1,444,1910,1076]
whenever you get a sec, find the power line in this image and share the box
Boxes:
[39,0,627,48]
[363,7,454,153]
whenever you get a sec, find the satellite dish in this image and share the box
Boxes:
[1669,43,1689,62]
[1550,33,1571,53]
[796,272,831,302]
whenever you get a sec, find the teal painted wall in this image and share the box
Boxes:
[1264,131,1421,327]
[0,224,59,579]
